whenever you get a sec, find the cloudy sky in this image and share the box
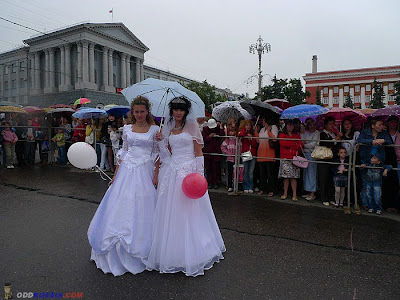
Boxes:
[1,0,399,97]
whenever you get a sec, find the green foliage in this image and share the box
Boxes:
[370,78,385,109]
[395,75,400,105]
[185,80,226,112]
[344,94,354,108]
[260,76,309,105]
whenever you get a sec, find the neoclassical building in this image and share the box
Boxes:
[0,22,194,107]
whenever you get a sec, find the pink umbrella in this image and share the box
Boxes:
[24,106,45,114]
[317,107,367,130]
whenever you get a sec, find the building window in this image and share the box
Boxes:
[365,95,371,102]
[333,86,339,94]
[94,70,97,84]
[366,84,371,92]
[19,61,25,71]
[12,64,16,73]
[323,87,328,94]
[12,80,16,89]
[4,65,9,75]
[323,97,329,104]
[333,97,339,104]
[113,74,116,86]
[344,86,349,93]
[355,85,360,92]
[389,83,394,90]
[19,78,25,88]
[389,95,394,101]
[113,57,117,66]
[4,81,8,90]
[354,96,360,103]
[94,51,98,62]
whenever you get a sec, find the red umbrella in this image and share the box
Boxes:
[74,98,92,106]
[317,107,366,130]
[24,106,45,114]
[264,99,291,109]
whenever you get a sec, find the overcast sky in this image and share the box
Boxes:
[1,0,399,97]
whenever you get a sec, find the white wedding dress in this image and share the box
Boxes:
[87,124,159,276]
[145,130,226,277]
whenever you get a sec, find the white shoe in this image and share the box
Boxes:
[254,187,260,192]
[6,165,12,169]
[227,188,233,192]
[322,201,330,206]
[244,190,249,193]
[248,189,254,194]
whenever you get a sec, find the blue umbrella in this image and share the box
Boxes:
[105,105,130,117]
[280,104,329,119]
[72,107,107,119]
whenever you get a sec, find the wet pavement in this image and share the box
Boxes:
[1,165,400,300]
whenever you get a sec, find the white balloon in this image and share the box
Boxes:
[67,142,97,169]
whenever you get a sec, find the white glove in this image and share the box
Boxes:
[195,156,205,175]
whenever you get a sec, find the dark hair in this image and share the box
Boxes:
[341,119,355,139]
[324,116,335,126]
[129,96,154,125]
[168,96,191,124]
[304,118,316,131]
[337,146,347,154]
[111,122,118,129]
[282,119,297,134]
[370,118,383,126]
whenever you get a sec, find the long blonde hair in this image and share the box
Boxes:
[128,96,155,125]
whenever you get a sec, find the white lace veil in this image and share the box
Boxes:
[161,118,203,146]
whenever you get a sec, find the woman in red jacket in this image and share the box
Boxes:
[238,120,258,193]
[278,119,303,201]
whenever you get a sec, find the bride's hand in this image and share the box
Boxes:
[156,132,162,141]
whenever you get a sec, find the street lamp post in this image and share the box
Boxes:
[249,36,271,101]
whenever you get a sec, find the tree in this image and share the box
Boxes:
[344,94,354,108]
[260,75,287,101]
[315,86,323,106]
[394,75,400,105]
[283,78,310,106]
[370,78,385,109]
[185,80,225,113]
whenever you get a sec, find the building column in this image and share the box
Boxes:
[82,41,89,83]
[121,53,126,88]
[76,42,82,88]
[44,50,49,88]
[108,49,114,87]
[135,58,141,83]
[44,48,57,93]
[34,52,41,93]
[361,85,366,109]
[0,65,3,99]
[60,45,65,87]
[100,47,113,92]
[89,43,95,83]
[140,59,144,81]
[125,55,131,87]
[16,60,20,103]
[339,86,344,108]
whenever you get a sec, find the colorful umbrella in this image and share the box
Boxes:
[0,106,28,114]
[370,105,400,120]
[74,98,92,106]
[280,104,329,119]
[0,101,23,107]
[49,104,74,109]
[105,105,130,117]
[72,107,107,119]
[47,107,75,114]
[24,106,45,114]
[317,107,367,130]
[212,101,252,123]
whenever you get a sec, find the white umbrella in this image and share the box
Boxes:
[211,101,252,123]
[121,78,205,119]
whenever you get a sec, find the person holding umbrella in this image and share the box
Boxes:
[145,96,225,277]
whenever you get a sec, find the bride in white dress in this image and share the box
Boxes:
[87,96,159,276]
[145,96,226,277]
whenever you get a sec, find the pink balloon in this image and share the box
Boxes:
[182,173,208,199]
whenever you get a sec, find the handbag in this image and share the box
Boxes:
[311,145,333,160]
[241,150,253,162]
[293,146,308,169]
[85,131,95,145]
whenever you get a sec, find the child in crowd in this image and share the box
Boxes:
[221,125,237,193]
[1,121,18,168]
[361,152,392,215]
[51,128,66,165]
[331,147,349,208]
[109,122,121,168]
